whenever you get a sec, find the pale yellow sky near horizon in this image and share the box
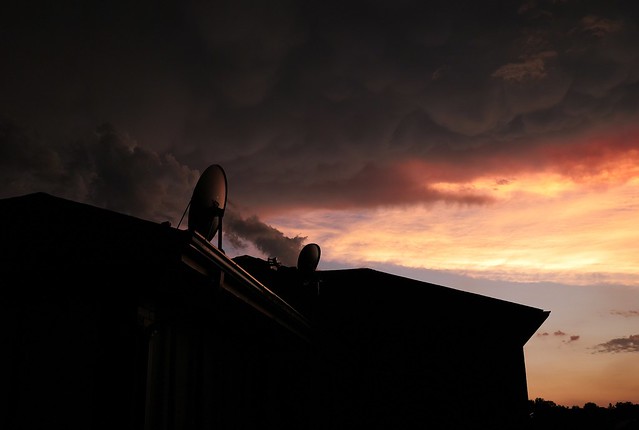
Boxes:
[274,171,639,287]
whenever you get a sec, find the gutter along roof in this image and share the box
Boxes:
[182,230,313,342]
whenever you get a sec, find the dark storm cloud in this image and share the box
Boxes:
[0,119,198,222]
[225,161,494,213]
[593,334,639,353]
[176,0,639,212]
[185,0,308,108]
[0,119,302,258]
[223,206,307,266]
[1,0,639,215]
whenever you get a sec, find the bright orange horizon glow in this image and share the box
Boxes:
[275,169,639,287]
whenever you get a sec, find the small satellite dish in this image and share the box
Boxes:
[297,243,321,276]
[187,164,228,247]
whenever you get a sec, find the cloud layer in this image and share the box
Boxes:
[2,0,639,215]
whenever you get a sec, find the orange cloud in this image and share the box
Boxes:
[393,120,639,199]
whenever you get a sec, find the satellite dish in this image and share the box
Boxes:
[297,243,321,276]
[187,164,228,247]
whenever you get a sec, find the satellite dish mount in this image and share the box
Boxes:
[179,164,228,250]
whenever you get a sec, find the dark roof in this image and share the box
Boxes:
[234,254,550,348]
[0,192,186,283]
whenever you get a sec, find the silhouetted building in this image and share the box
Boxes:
[0,193,549,429]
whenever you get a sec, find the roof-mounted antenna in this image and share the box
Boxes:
[178,164,228,250]
[297,243,321,294]
[297,243,320,275]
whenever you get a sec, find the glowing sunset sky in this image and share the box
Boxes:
[1,0,638,407]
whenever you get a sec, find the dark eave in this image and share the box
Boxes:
[181,232,313,343]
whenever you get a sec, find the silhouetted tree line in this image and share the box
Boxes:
[526,398,639,429]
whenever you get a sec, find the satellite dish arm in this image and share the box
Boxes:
[218,217,223,251]
[177,200,191,230]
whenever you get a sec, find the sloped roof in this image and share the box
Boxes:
[318,267,549,346]
[234,255,550,348]
[0,192,186,284]
[0,192,311,338]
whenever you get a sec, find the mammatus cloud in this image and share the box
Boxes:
[593,334,639,353]
[492,51,557,83]
[223,117,639,217]
[3,1,639,218]
[579,15,624,38]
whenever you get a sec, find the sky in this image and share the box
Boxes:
[1,0,638,407]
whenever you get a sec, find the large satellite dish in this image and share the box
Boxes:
[297,243,321,276]
[187,164,228,248]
